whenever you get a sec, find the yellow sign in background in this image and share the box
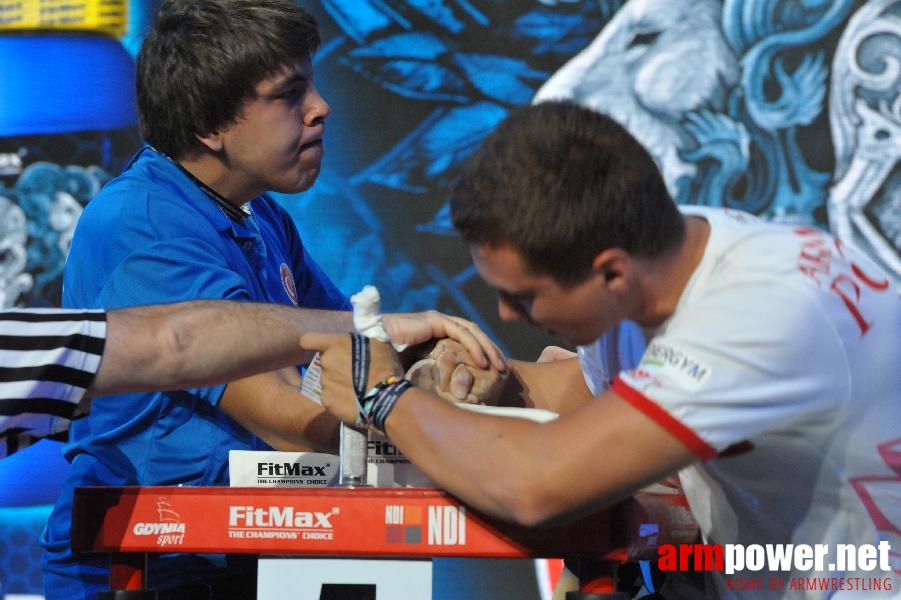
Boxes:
[0,0,127,37]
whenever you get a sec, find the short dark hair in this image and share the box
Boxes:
[137,0,321,158]
[451,101,685,286]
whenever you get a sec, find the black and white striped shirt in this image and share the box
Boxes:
[0,308,107,456]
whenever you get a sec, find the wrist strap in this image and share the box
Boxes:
[349,333,370,424]
[360,377,413,434]
[350,332,412,433]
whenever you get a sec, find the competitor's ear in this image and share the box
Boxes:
[196,130,224,153]
[592,248,632,292]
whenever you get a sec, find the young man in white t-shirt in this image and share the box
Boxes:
[306,101,901,599]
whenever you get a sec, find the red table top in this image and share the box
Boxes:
[72,486,698,560]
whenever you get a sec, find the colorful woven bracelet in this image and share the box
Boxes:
[362,376,413,433]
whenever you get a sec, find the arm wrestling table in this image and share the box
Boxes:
[71,485,699,596]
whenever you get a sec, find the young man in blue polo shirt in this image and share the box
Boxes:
[41,1,504,598]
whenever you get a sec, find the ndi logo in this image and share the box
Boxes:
[427,506,466,546]
[383,504,466,546]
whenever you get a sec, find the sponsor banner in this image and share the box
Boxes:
[71,486,698,559]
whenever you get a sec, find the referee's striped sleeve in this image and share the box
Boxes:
[0,308,108,439]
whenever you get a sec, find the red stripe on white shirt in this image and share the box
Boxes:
[611,376,717,460]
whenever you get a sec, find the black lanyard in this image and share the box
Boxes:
[151,147,251,223]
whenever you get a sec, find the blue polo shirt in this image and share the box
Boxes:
[42,147,350,598]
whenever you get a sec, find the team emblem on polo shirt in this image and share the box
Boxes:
[280,263,298,306]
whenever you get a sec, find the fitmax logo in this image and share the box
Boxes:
[229,506,334,528]
[369,440,402,456]
[257,462,328,477]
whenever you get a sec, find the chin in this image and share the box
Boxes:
[296,178,317,193]
[562,330,602,347]
[282,171,319,194]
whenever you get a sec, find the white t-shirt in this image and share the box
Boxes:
[583,207,901,598]
[578,319,647,395]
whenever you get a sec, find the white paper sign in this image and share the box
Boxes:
[229,450,339,487]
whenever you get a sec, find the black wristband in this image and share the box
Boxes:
[349,333,370,399]
[349,333,371,425]
[361,377,413,434]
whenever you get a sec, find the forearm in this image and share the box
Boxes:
[497,357,592,413]
[384,386,695,526]
[91,301,354,396]
[164,301,354,380]
[299,331,693,522]
[384,387,550,522]
[382,386,642,525]
[219,370,341,454]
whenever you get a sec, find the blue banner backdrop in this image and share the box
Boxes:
[2,0,899,359]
